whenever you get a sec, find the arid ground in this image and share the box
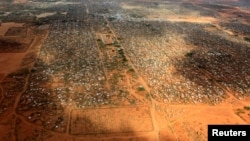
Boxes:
[0,0,249,141]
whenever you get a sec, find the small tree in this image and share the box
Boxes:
[138,85,145,91]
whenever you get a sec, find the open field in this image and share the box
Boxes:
[70,107,153,135]
[0,0,249,140]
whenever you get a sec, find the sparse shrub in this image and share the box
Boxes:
[185,51,195,57]
[145,93,151,100]
[114,44,121,47]
[244,106,250,110]
[119,50,124,55]
[244,37,250,42]
[123,57,128,62]
[153,2,159,5]
[128,68,135,72]
[236,109,245,115]
[31,68,37,73]
[138,85,145,91]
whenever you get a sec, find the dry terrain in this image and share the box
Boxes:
[0,0,249,141]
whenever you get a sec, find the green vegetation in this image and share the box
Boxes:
[244,106,250,110]
[185,51,195,57]
[123,57,128,62]
[64,73,70,82]
[145,93,151,101]
[138,85,145,91]
[128,68,135,72]
[236,109,245,115]
[114,44,121,47]
[132,74,138,79]
[118,48,124,54]
[208,24,216,28]
[117,37,122,41]
[244,37,250,42]
[117,48,128,62]
[153,2,159,6]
